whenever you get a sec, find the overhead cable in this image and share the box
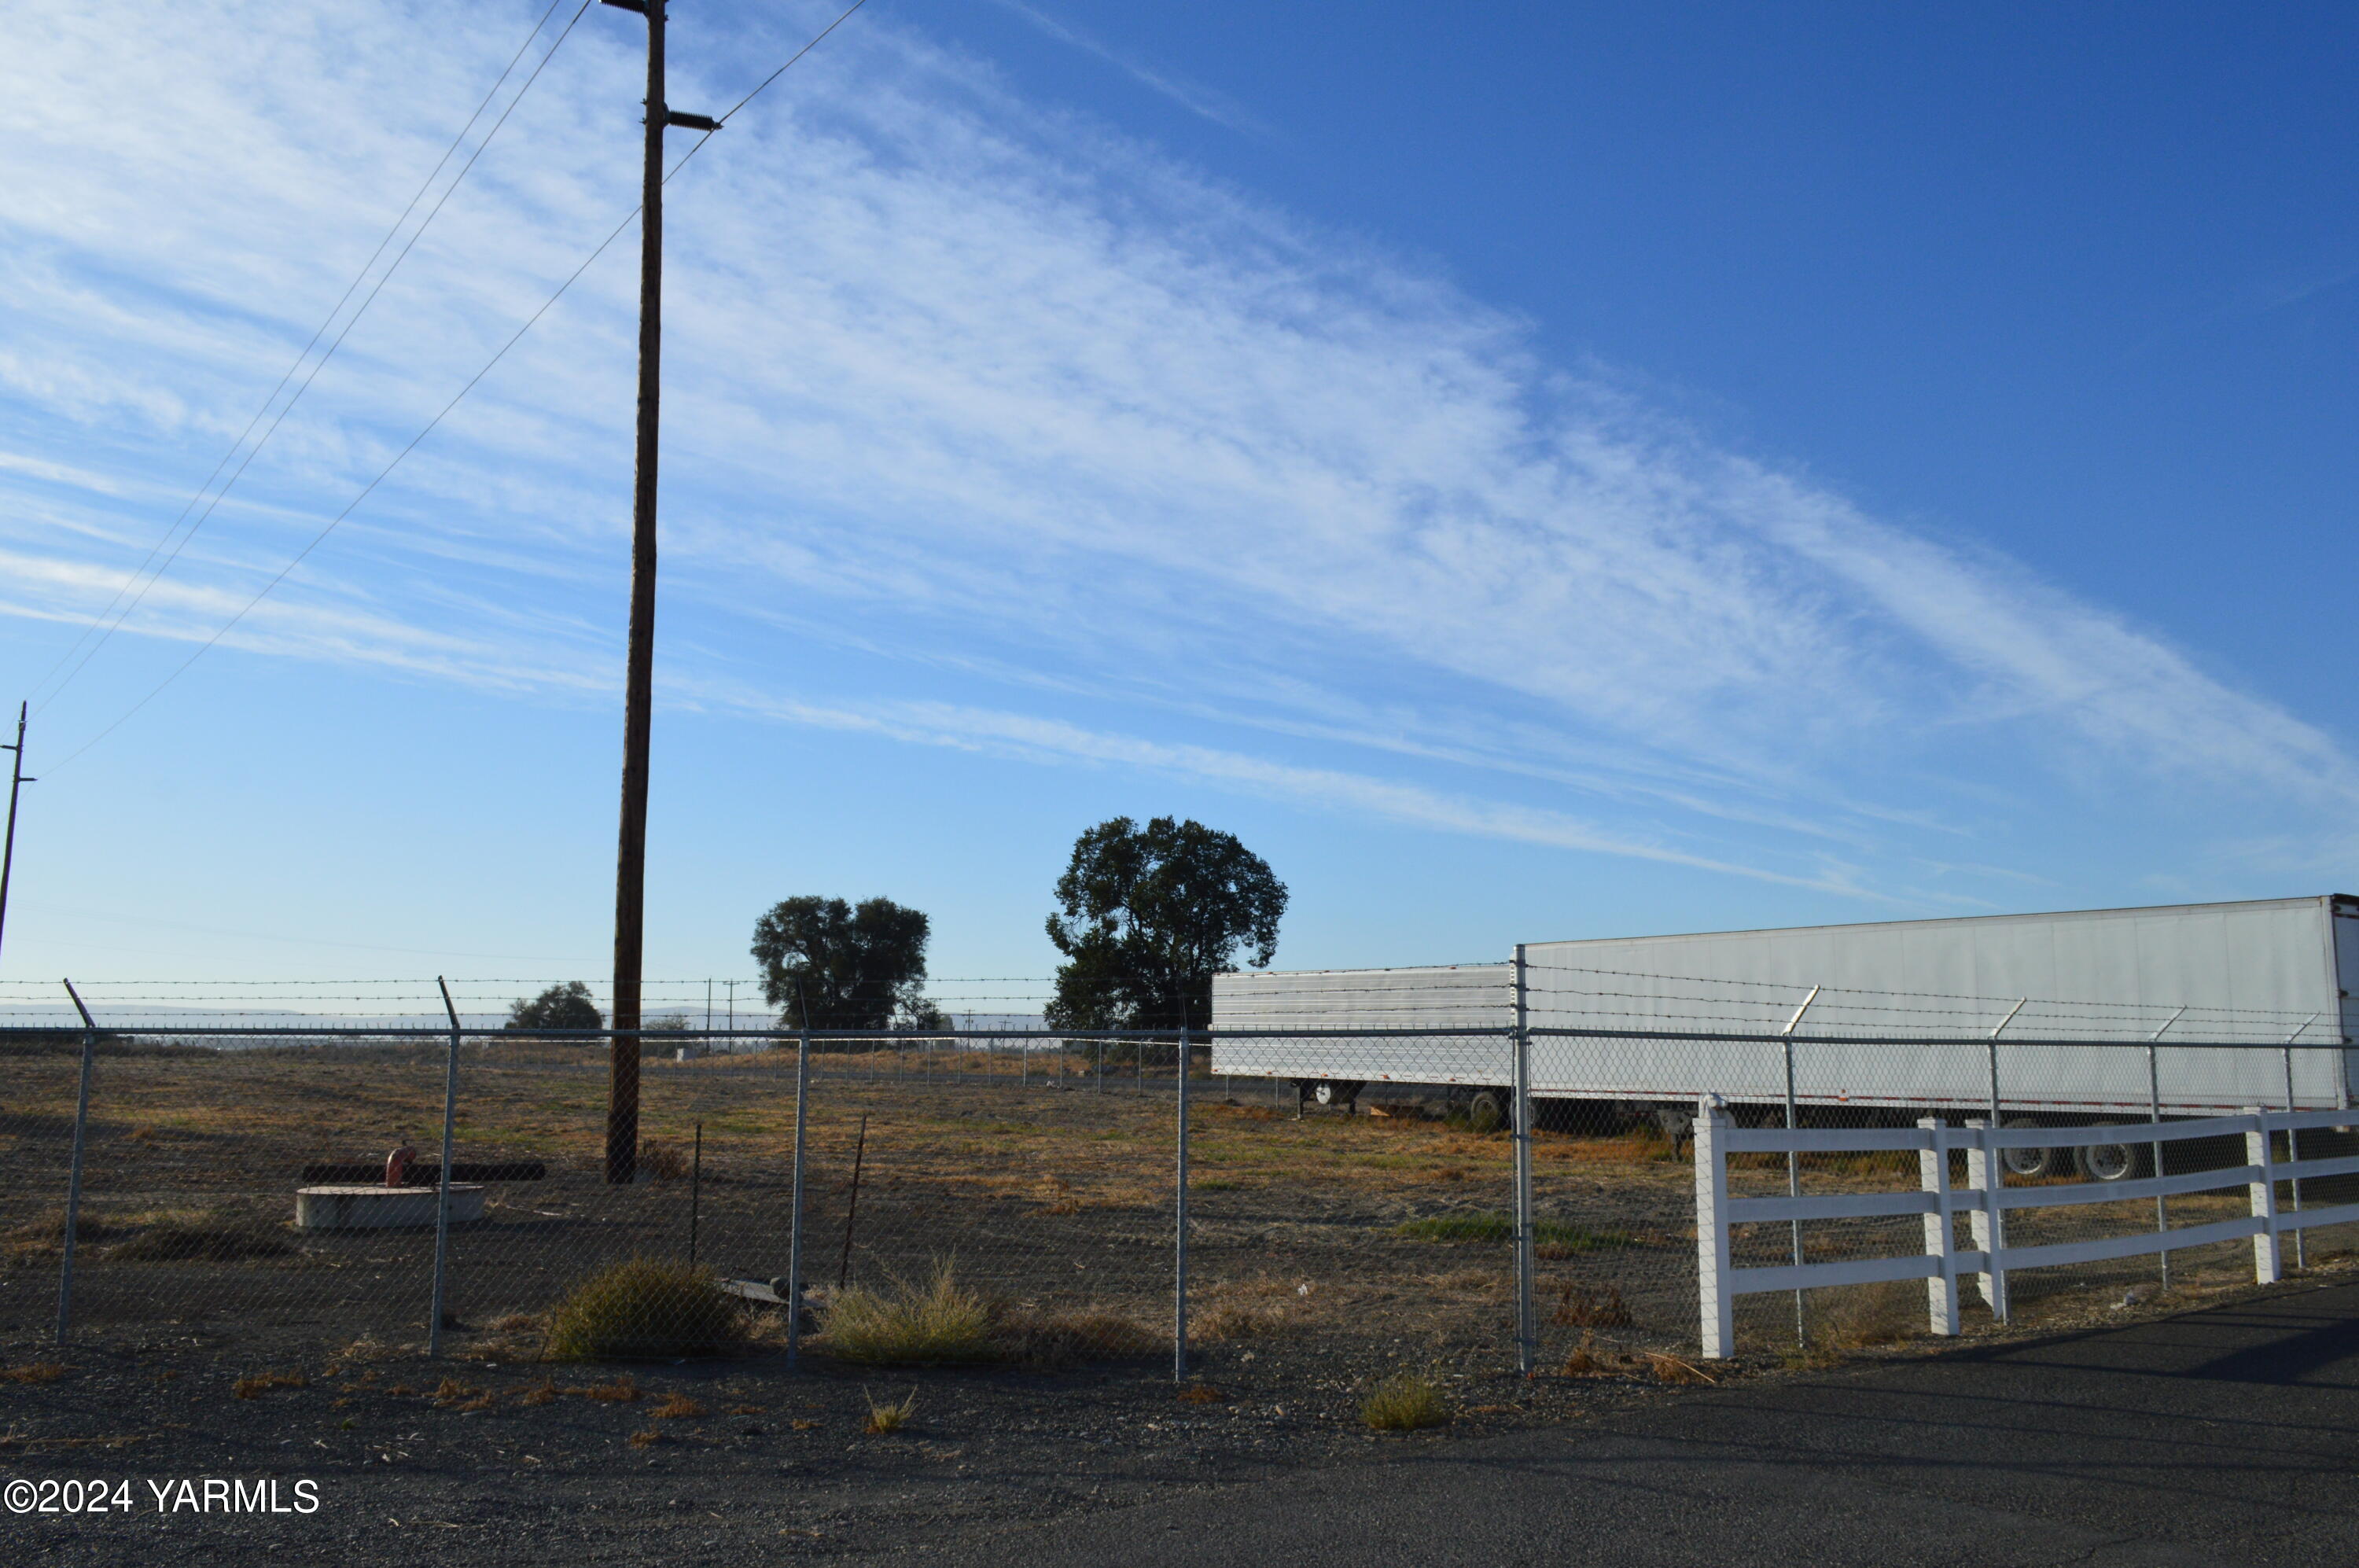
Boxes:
[46,0,871,771]
[29,0,592,717]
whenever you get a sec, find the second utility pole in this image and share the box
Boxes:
[601,0,718,1184]
[0,702,31,975]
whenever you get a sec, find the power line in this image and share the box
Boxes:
[28,0,592,717]
[45,0,873,772]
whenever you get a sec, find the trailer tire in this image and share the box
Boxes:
[2077,1139,2146,1183]
[1467,1090,1510,1135]
[1999,1120,2066,1181]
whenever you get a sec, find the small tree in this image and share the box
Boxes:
[506,981,603,1032]
[1044,816,1286,1032]
[751,896,938,1031]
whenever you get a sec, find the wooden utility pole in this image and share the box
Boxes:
[0,703,30,975]
[601,0,718,1183]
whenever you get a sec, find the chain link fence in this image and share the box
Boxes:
[4,971,2354,1385]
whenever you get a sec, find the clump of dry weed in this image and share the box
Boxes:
[863,1388,917,1434]
[821,1263,994,1364]
[637,1141,690,1182]
[1360,1372,1448,1432]
[543,1260,743,1361]
[1037,1173,1083,1215]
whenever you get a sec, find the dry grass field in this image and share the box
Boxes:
[3,1040,2350,1378]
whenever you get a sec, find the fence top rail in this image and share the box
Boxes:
[1529,1025,2351,1050]
[7,1021,2334,1048]
[1985,1110,2269,1148]
[0,1024,1511,1042]
[1717,1125,1941,1154]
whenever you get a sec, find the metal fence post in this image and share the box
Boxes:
[1779,987,1818,1349]
[55,979,98,1348]
[1511,945,1534,1376]
[1174,1022,1191,1384]
[2284,1021,2315,1272]
[430,977,462,1357]
[1693,1098,1732,1360]
[2147,1007,2182,1290]
[786,1027,811,1364]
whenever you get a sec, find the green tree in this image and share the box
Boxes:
[506,981,603,1032]
[751,896,938,1030]
[1043,816,1286,1032]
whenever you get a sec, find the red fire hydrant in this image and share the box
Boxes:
[385,1141,418,1187]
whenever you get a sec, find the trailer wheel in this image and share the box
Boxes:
[1467,1090,1510,1135]
[1999,1120,2066,1180]
[2077,1140,2145,1182]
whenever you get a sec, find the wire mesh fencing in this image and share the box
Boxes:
[4,973,2354,1385]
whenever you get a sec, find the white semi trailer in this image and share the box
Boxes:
[1211,895,2359,1180]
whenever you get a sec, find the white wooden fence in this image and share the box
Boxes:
[1694,1102,2359,1358]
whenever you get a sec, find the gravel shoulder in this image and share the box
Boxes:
[6,1268,2353,1566]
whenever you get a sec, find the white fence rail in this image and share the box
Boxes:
[1694,1102,2359,1358]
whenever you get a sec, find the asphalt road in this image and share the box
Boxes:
[892,1280,2359,1568]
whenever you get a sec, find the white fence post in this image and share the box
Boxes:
[1695,1099,1732,1360]
[1916,1118,1960,1336]
[1963,1119,2008,1321]
[2246,1108,2281,1286]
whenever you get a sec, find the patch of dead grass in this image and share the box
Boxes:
[233,1371,307,1399]
[1005,1307,1159,1366]
[1644,1353,1715,1386]
[1810,1279,1924,1351]
[1551,1283,1635,1328]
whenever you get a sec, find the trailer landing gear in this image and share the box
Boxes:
[1295,1080,1364,1118]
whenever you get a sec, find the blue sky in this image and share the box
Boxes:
[2,0,2354,998]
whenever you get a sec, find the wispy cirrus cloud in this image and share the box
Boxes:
[0,0,2351,904]
[981,0,1268,135]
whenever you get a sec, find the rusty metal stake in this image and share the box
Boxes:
[837,1112,867,1290]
